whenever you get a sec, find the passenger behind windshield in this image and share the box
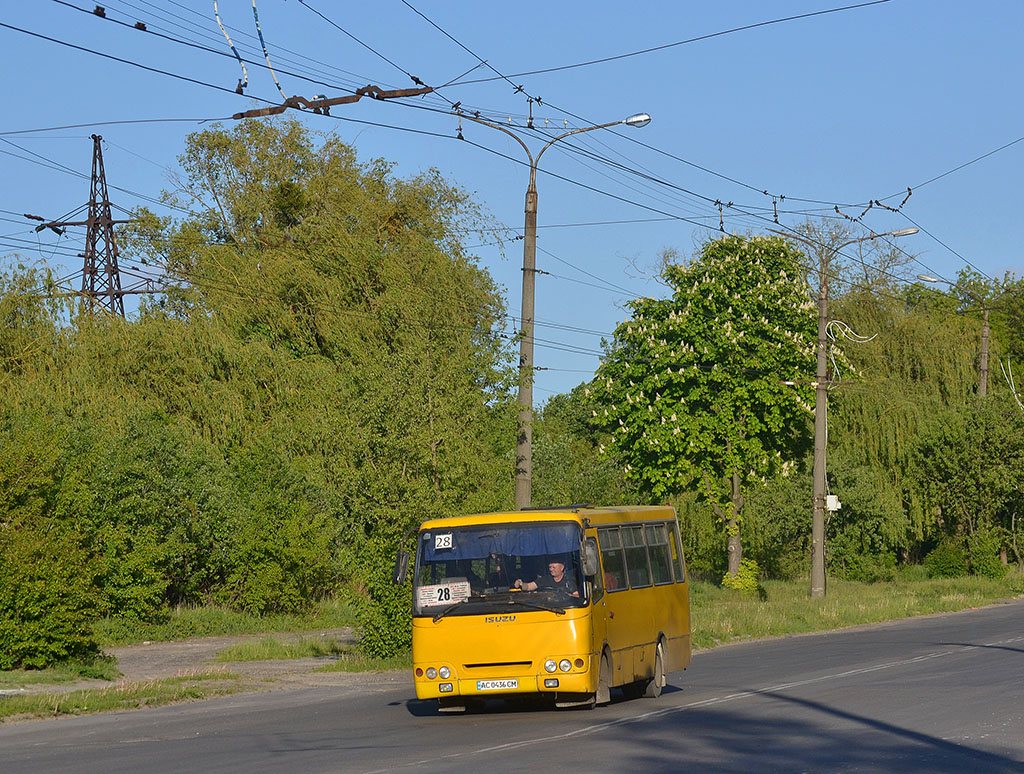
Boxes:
[513,558,580,598]
[455,559,485,594]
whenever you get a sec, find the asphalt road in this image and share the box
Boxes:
[3,600,1024,773]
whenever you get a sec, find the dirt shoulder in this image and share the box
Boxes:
[4,629,408,697]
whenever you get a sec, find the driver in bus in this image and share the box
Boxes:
[513,558,580,598]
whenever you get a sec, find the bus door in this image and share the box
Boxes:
[583,529,608,672]
[596,526,634,685]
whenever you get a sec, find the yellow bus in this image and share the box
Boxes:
[394,505,691,711]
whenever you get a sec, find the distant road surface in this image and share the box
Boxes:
[4,599,1024,773]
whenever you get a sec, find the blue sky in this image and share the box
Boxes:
[2,0,1022,401]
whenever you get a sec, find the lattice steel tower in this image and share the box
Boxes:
[81,134,126,317]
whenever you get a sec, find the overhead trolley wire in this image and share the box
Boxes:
[0,137,197,216]
[446,1,893,86]
[50,1,367,97]
[897,212,993,281]
[294,0,422,88]
[144,0,401,91]
[12,10,995,360]
[105,0,385,94]
[0,20,268,101]
[8,10,949,313]
[46,0,874,231]
[0,117,230,137]
[880,131,1024,200]
[398,1,878,236]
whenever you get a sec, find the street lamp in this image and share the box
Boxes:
[916,273,1009,398]
[773,226,918,598]
[461,111,652,509]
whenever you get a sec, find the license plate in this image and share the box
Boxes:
[476,679,518,691]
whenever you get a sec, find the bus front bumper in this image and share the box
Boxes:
[414,663,595,700]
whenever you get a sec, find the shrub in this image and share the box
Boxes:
[94,524,169,622]
[896,564,930,582]
[924,539,968,579]
[218,503,340,615]
[832,551,897,583]
[0,521,100,669]
[355,537,412,658]
[721,558,766,598]
[216,449,341,615]
[968,528,1005,579]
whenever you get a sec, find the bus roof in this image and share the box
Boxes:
[416,505,676,532]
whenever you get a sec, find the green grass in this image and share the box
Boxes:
[214,636,351,662]
[94,597,358,648]
[690,574,1022,650]
[0,673,244,723]
[0,657,120,689]
[316,652,412,673]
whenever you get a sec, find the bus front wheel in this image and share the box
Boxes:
[643,641,665,699]
[595,652,611,706]
[437,697,466,713]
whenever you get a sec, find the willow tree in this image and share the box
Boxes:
[590,235,816,576]
[829,282,984,559]
[0,120,520,658]
[127,120,517,530]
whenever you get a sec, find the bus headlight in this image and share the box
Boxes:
[438,666,451,679]
[559,659,572,672]
[426,667,438,679]
[544,659,557,673]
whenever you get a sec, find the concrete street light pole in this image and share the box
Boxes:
[461,112,652,509]
[775,227,918,598]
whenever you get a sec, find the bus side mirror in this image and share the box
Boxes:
[393,549,410,585]
[582,537,599,577]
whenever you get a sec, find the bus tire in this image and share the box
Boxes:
[595,651,611,706]
[643,640,665,699]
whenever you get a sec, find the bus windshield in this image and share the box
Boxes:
[413,521,586,618]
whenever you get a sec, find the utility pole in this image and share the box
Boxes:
[460,112,652,509]
[775,226,917,598]
[35,135,132,316]
[980,306,991,397]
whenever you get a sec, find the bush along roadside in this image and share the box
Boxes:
[0,519,100,670]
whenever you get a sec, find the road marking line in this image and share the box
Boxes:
[361,640,1009,773]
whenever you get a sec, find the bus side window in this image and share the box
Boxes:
[597,527,626,592]
[622,525,652,588]
[646,523,673,585]
[669,521,686,582]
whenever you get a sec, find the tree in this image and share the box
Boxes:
[911,401,1024,568]
[829,278,996,565]
[590,235,816,576]
[0,120,518,659]
[532,385,638,508]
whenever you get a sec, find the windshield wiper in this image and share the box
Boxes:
[505,597,566,615]
[431,594,565,622]
[432,595,486,623]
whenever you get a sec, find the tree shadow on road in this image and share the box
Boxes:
[397,686,1022,773]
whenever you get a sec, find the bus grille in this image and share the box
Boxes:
[463,661,532,670]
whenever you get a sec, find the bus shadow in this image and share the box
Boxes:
[403,681,684,717]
